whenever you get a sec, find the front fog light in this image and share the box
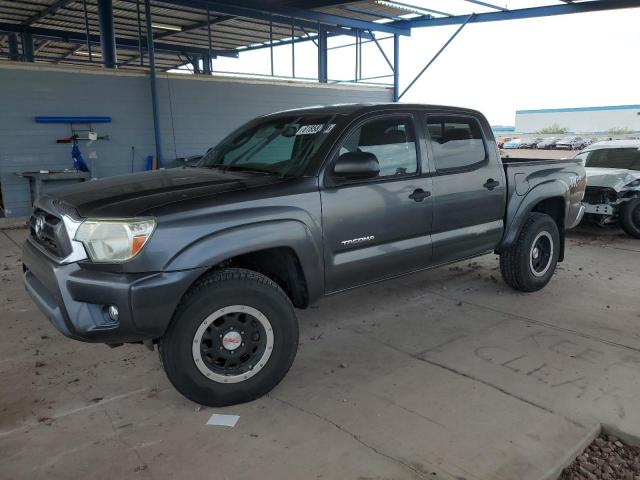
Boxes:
[107,305,119,322]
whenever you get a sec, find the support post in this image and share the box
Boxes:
[317,25,327,83]
[206,4,213,74]
[393,33,399,102]
[203,53,212,74]
[269,19,274,76]
[191,56,201,74]
[291,19,295,78]
[97,0,117,68]
[8,34,19,61]
[21,32,35,62]
[354,29,359,81]
[82,0,93,62]
[136,0,144,66]
[144,0,162,163]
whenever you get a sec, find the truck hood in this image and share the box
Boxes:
[585,167,640,191]
[49,168,285,217]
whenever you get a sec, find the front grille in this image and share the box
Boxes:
[584,186,617,205]
[29,208,73,259]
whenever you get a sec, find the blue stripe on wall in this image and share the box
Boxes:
[516,104,640,114]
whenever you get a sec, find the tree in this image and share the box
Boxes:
[607,127,632,135]
[538,124,568,134]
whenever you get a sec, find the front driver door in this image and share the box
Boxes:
[321,113,433,293]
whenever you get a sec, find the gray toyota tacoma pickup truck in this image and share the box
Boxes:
[23,104,586,406]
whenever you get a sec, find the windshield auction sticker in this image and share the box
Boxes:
[296,124,325,135]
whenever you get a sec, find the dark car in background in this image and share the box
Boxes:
[519,137,544,149]
[537,137,559,149]
[556,136,585,150]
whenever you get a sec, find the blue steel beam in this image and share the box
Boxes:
[368,30,394,72]
[0,23,239,58]
[398,14,475,100]
[161,0,411,36]
[144,0,162,164]
[97,0,117,68]
[401,0,640,28]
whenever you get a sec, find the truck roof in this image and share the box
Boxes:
[265,103,484,118]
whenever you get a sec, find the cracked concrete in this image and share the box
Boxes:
[0,225,638,479]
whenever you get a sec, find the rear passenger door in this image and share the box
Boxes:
[321,113,433,292]
[424,114,506,263]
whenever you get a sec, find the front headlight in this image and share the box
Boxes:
[625,179,640,188]
[75,218,156,263]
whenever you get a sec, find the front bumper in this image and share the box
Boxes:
[568,203,586,229]
[23,239,206,344]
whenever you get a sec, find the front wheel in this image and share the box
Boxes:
[500,213,560,292]
[159,268,299,406]
[620,198,640,239]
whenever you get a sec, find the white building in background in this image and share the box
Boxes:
[515,104,640,134]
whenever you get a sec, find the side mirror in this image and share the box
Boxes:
[333,151,380,180]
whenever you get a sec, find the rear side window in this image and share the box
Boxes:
[339,116,418,177]
[579,148,640,170]
[426,116,487,171]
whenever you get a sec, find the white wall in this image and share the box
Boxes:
[0,63,392,217]
[515,106,640,134]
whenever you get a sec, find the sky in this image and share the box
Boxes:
[207,1,640,127]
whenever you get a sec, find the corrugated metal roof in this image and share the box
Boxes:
[0,0,413,71]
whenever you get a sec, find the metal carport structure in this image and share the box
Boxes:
[1,0,640,161]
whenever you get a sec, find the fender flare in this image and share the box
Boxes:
[163,219,324,303]
[500,179,570,251]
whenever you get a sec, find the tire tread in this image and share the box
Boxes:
[500,213,559,292]
[159,268,297,407]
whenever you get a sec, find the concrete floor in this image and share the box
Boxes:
[1,225,639,480]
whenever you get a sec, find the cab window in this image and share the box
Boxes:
[338,116,418,178]
[426,116,487,171]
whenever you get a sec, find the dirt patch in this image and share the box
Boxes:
[559,434,640,480]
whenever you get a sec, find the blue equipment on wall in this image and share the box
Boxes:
[71,138,90,172]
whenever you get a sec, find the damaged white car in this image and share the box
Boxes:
[575,140,640,238]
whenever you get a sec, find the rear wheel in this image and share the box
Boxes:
[500,213,560,292]
[620,198,640,239]
[159,268,298,406]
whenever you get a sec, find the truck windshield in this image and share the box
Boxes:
[199,115,335,176]
[576,148,640,171]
